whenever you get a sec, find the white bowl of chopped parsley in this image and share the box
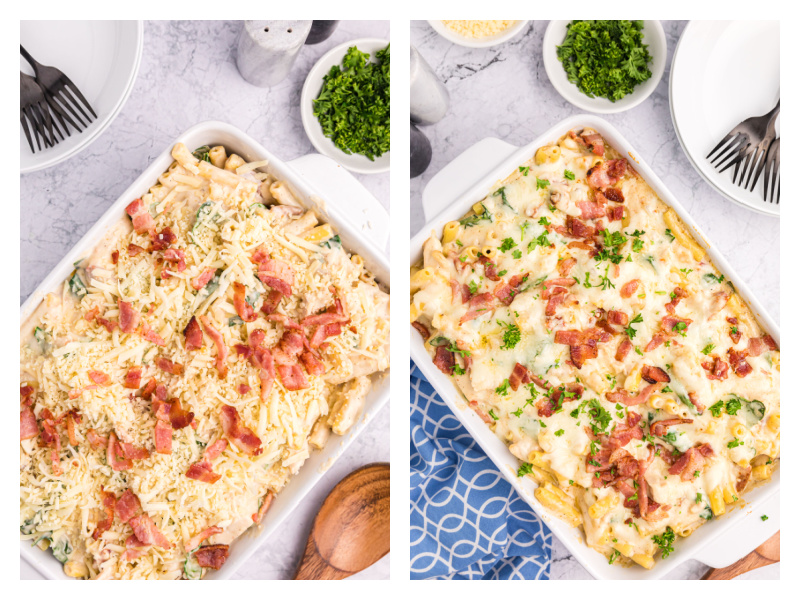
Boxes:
[301,38,390,174]
[543,20,666,114]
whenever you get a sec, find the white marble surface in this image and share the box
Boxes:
[20,20,389,580]
[410,20,779,581]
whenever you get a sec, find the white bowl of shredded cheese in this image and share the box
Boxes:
[428,20,529,48]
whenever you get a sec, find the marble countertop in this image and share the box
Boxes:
[410,19,778,580]
[20,19,389,580]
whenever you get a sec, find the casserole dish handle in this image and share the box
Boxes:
[421,137,519,222]
[287,153,389,250]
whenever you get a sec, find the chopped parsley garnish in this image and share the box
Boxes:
[512,407,524,417]
[661,386,673,393]
[313,45,390,160]
[468,280,479,295]
[488,409,499,421]
[665,228,676,243]
[517,463,534,477]
[460,203,492,228]
[652,527,676,559]
[730,325,739,336]
[536,177,550,190]
[494,187,515,211]
[597,264,615,290]
[452,365,466,376]
[761,515,769,521]
[695,493,702,504]
[528,233,550,252]
[727,438,743,449]
[447,343,471,358]
[680,268,693,275]
[564,169,575,180]
[520,221,530,239]
[495,379,511,396]
[538,216,551,227]
[704,273,725,284]
[605,374,617,390]
[556,20,652,102]
[608,549,621,564]
[632,238,644,252]
[519,166,530,176]
[634,346,643,356]
[498,270,508,276]
[672,321,688,337]
[709,401,724,417]
[499,321,522,350]
[499,237,517,253]
[587,398,612,435]
[512,249,522,259]
[725,396,742,415]
[625,313,644,338]
[555,429,565,437]
[701,343,715,355]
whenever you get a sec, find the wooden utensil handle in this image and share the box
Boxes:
[702,531,779,580]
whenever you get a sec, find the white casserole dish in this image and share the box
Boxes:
[410,114,779,580]
[20,120,390,580]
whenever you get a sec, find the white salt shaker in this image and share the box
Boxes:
[410,45,449,125]
[236,21,312,87]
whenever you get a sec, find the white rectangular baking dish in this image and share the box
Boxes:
[20,120,390,580]
[410,114,779,580]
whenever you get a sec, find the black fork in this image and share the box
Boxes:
[20,44,96,135]
[20,71,62,153]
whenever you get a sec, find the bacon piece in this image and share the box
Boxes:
[232,282,257,323]
[309,322,342,348]
[509,362,533,392]
[554,330,581,346]
[607,311,629,327]
[554,328,609,369]
[169,398,195,430]
[151,226,177,252]
[191,267,216,290]
[478,255,500,281]
[433,345,455,375]
[120,442,150,460]
[558,258,577,277]
[125,198,155,234]
[195,544,229,570]
[620,279,640,299]
[727,317,742,344]
[606,205,624,221]
[155,357,184,376]
[609,413,643,448]
[129,514,172,549]
[253,346,276,402]
[107,432,132,471]
[251,247,270,265]
[587,159,627,190]
[748,335,778,356]
[545,288,568,317]
[577,199,608,220]
[185,461,221,484]
[116,489,142,523]
[702,356,729,381]
[615,339,633,361]
[651,418,693,438]
[300,351,325,376]
[641,365,670,384]
[274,331,304,364]
[118,300,140,334]
[162,247,186,274]
[606,384,658,406]
[123,367,142,390]
[536,383,583,417]
[252,491,275,524]
[661,315,692,334]
[154,420,172,455]
[93,490,117,540]
[95,316,117,333]
[571,128,605,156]
[459,292,496,324]
[186,527,223,553]
[86,428,108,450]
[220,405,262,456]
[236,384,251,396]
[20,408,38,440]
[494,272,530,306]
[88,370,111,386]
[564,215,595,239]
[61,410,81,446]
[411,321,430,340]
[603,188,625,203]
[183,316,204,351]
[277,364,310,391]
[259,289,284,315]
[727,348,753,378]
[644,334,665,353]
[110,250,119,265]
[198,316,228,379]
[664,287,688,315]
[140,321,166,346]
[257,258,295,296]
[542,278,577,293]
[127,243,145,257]
[267,314,303,331]
[567,241,597,256]
[668,443,714,481]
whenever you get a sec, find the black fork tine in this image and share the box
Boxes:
[42,100,65,141]
[706,132,736,160]
[20,111,35,153]
[746,146,768,191]
[35,99,57,146]
[718,143,748,174]
[708,133,742,163]
[45,93,79,134]
[56,84,91,125]
[734,147,756,185]
[24,105,43,151]
[31,103,55,148]
[62,75,97,119]
[711,136,744,168]
[51,87,87,129]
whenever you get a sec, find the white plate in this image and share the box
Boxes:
[21,121,390,580]
[411,115,780,579]
[426,20,529,48]
[300,38,390,174]
[543,20,666,114]
[20,20,143,174]
[670,20,780,217]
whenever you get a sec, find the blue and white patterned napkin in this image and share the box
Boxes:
[410,361,553,580]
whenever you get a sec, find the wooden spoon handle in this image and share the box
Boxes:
[294,535,352,580]
[702,531,780,580]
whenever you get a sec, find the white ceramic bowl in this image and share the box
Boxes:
[542,20,666,114]
[427,20,530,48]
[300,37,390,174]
[20,20,143,174]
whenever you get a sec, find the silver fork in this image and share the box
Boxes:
[707,100,780,191]
[762,138,780,204]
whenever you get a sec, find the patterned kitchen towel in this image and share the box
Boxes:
[410,361,552,580]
